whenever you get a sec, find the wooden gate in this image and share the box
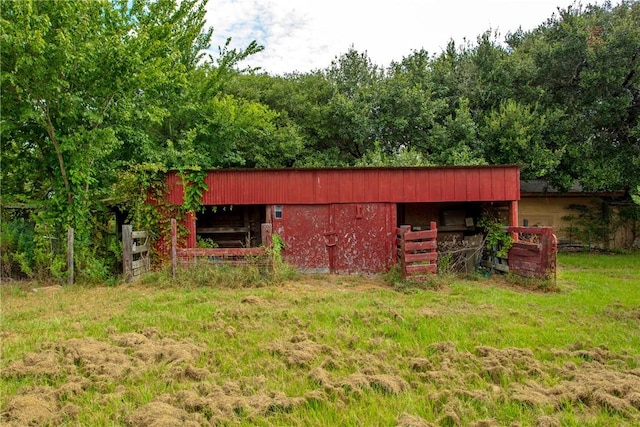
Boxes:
[507,226,557,279]
[396,221,438,280]
[122,225,150,281]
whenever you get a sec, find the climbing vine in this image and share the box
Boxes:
[178,168,209,214]
[478,212,513,258]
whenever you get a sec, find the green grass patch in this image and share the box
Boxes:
[1,253,639,425]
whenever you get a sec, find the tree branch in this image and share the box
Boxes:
[92,93,116,130]
[40,99,72,204]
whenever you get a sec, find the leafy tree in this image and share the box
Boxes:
[317,48,383,164]
[426,98,486,165]
[480,99,564,180]
[1,0,261,279]
[374,49,446,155]
[2,0,145,279]
[515,1,640,191]
[633,185,640,205]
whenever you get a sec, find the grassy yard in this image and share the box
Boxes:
[1,253,639,426]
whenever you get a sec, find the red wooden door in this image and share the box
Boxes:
[274,203,396,274]
[331,203,396,274]
[273,204,331,273]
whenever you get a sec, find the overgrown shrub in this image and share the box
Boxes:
[1,216,36,278]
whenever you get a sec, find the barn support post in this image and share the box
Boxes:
[122,225,133,282]
[171,219,177,279]
[261,223,273,247]
[186,211,196,248]
[509,200,519,241]
[67,227,74,285]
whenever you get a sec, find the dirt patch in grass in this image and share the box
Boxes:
[4,333,640,425]
[154,384,306,423]
[3,350,62,377]
[3,273,640,425]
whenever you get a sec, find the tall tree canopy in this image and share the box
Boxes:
[1,0,269,278]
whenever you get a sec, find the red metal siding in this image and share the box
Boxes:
[166,166,520,206]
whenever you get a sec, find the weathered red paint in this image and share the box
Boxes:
[506,226,557,279]
[271,203,396,274]
[164,166,521,274]
[166,166,520,206]
[396,221,438,279]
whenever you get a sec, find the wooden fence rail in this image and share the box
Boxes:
[122,225,150,281]
[170,219,272,278]
[506,226,557,279]
[396,221,438,280]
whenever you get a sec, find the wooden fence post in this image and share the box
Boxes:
[67,227,74,285]
[397,225,411,279]
[122,224,132,282]
[171,219,177,279]
[261,223,273,247]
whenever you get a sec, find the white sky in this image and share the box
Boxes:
[205,0,587,75]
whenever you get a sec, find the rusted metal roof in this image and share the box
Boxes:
[166,166,520,206]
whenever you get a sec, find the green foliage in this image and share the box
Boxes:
[149,262,270,288]
[561,201,639,250]
[0,216,36,278]
[478,212,513,258]
[195,235,218,249]
[561,203,612,249]
[178,168,208,214]
[355,141,432,167]
[268,233,297,281]
[271,233,285,266]
[2,253,640,425]
[480,99,563,180]
[3,0,639,281]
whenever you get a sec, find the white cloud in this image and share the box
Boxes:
[205,0,590,75]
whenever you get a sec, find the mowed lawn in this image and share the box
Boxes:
[1,253,639,426]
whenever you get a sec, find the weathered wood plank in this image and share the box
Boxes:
[406,264,437,274]
[261,223,272,247]
[508,259,540,272]
[507,226,553,235]
[176,247,266,257]
[67,227,74,285]
[122,225,133,281]
[511,242,542,251]
[132,259,148,270]
[405,252,438,263]
[196,227,250,234]
[509,247,541,258]
[132,231,148,239]
[404,229,437,241]
[132,244,148,254]
[405,240,438,251]
[494,263,510,272]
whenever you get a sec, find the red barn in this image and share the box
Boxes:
[166,166,520,274]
